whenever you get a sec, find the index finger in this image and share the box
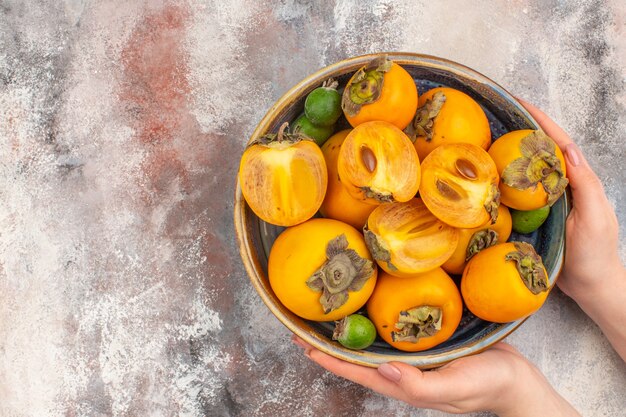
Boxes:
[516,98,574,149]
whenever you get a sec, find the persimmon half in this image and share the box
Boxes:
[488,129,568,210]
[420,143,500,228]
[367,268,463,352]
[461,241,550,323]
[337,121,420,205]
[319,130,376,229]
[364,198,459,277]
[342,56,418,130]
[268,218,377,322]
[442,204,512,275]
[406,87,491,161]
[239,123,327,226]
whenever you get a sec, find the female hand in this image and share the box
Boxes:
[293,336,579,416]
[517,99,623,301]
[291,101,619,416]
[519,99,626,361]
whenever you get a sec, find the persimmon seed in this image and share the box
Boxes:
[436,179,462,201]
[455,158,477,180]
[360,147,377,173]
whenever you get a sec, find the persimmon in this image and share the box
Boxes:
[420,143,500,228]
[342,56,418,130]
[268,218,377,322]
[364,198,459,277]
[338,121,420,204]
[461,242,550,323]
[367,268,463,352]
[319,130,376,229]
[488,129,568,210]
[407,87,491,161]
[239,123,327,226]
[442,204,513,275]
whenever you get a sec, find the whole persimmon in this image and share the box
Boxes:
[269,218,377,322]
[461,241,550,323]
[442,204,513,275]
[407,87,491,161]
[342,56,418,130]
[367,268,463,352]
[488,129,568,210]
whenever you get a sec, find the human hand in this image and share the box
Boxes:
[517,99,624,303]
[519,100,626,362]
[293,336,579,416]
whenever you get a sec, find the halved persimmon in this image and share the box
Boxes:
[442,204,512,275]
[367,268,463,352]
[420,143,500,228]
[337,121,420,205]
[319,130,376,229]
[342,56,418,130]
[406,87,491,161]
[488,129,568,210]
[364,198,459,277]
[239,123,327,226]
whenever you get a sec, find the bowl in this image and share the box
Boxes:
[234,52,568,369]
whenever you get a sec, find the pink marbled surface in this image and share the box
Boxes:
[0,1,624,416]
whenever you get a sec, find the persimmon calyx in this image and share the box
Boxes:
[306,234,374,313]
[361,186,393,203]
[404,91,446,141]
[501,130,569,205]
[392,306,442,343]
[250,122,308,148]
[322,78,339,90]
[466,229,499,261]
[484,183,501,224]
[363,226,397,271]
[341,56,392,117]
[505,241,549,295]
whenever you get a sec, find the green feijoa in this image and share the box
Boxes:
[305,86,342,127]
[511,206,551,234]
[292,114,334,146]
[332,314,377,350]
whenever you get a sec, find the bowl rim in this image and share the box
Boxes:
[234,52,567,368]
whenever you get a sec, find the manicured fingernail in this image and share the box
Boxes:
[291,336,306,349]
[378,363,402,382]
[565,143,581,167]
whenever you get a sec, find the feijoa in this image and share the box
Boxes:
[305,86,342,127]
[511,206,550,234]
[292,114,334,146]
[332,314,377,350]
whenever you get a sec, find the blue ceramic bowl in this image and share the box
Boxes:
[234,52,568,369]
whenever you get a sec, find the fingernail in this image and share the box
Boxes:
[565,143,581,167]
[378,363,402,382]
[291,336,306,349]
[304,349,312,359]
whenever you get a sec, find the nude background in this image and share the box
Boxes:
[1,1,624,416]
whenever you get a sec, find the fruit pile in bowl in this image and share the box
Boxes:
[234,53,569,369]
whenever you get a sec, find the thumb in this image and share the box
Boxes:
[562,143,606,214]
